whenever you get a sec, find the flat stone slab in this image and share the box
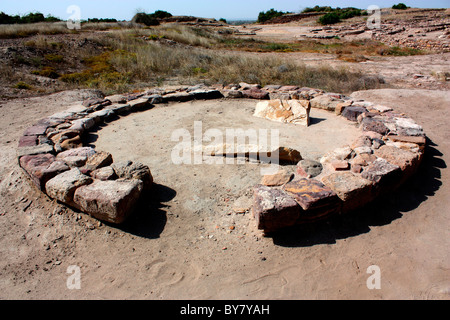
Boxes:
[19,153,69,190]
[282,178,341,218]
[73,179,143,224]
[17,144,54,157]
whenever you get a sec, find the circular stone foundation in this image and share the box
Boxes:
[92,99,361,223]
[17,84,426,234]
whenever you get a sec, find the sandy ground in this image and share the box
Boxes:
[0,86,449,300]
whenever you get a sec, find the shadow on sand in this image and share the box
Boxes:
[270,137,446,247]
[117,183,176,239]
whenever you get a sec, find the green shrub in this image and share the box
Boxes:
[318,12,341,25]
[32,66,60,79]
[132,13,160,26]
[44,54,64,63]
[13,81,32,89]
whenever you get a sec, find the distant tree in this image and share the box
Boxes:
[257,9,287,23]
[219,18,227,24]
[392,3,408,9]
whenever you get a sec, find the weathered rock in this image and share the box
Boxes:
[361,158,402,192]
[19,154,69,190]
[371,105,393,113]
[239,82,261,90]
[224,90,243,99]
[351,135,372,149]
[252,184,301,233]
[279,85,299,91]
[111,161,153,190]
[48,111,77,121]
[128,97,151,110]
[296,159,322,178]
[310,95,342,111]
[61,156,88,167]
[65,104,88,114]
[342,106,367,122]
[335,101,353,115]
[261,169,294,186]
[56,147,96,163]
[321,171,374,212]
[83,151,113,172]
[353,146,373,155]
[374,145,422,178]
[18,135,38,148]
[253,99,311,126]
[49,130,81,144]
[272,147,302,163]
[394,117,424,136]
[105,94,127,104]
[262,85,282,91]
[351,153,377,166]
[45,168,93,206]
[360,117,390,135]
[283,178,341,219]
[331,160,349,171]
[387,135,426,147]
[60,136,83,150]
[162,92,193,102]
[17,144,54,157]
[241,88,270,100]
[23,125,48,136]
[107,103,131,115]
[90,166,117,181]
[35,117,66,128]
[189,89,223,100]
[69,118,96,132]
[73,179,143,224]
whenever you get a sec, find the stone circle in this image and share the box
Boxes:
[17,83,426,234]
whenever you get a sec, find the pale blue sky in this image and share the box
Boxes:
[1,0,448,20]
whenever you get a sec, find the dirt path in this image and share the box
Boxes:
[0,87,449,300]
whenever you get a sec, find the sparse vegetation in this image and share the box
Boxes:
[13,81,32,90]
[316,7,366,25]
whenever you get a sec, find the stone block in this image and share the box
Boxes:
[321,171,374,213]
[283,178,342,219]
[252,184,301,233]
[45,168,93,206]
[73,179,143,224]
[19,154,69,190]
